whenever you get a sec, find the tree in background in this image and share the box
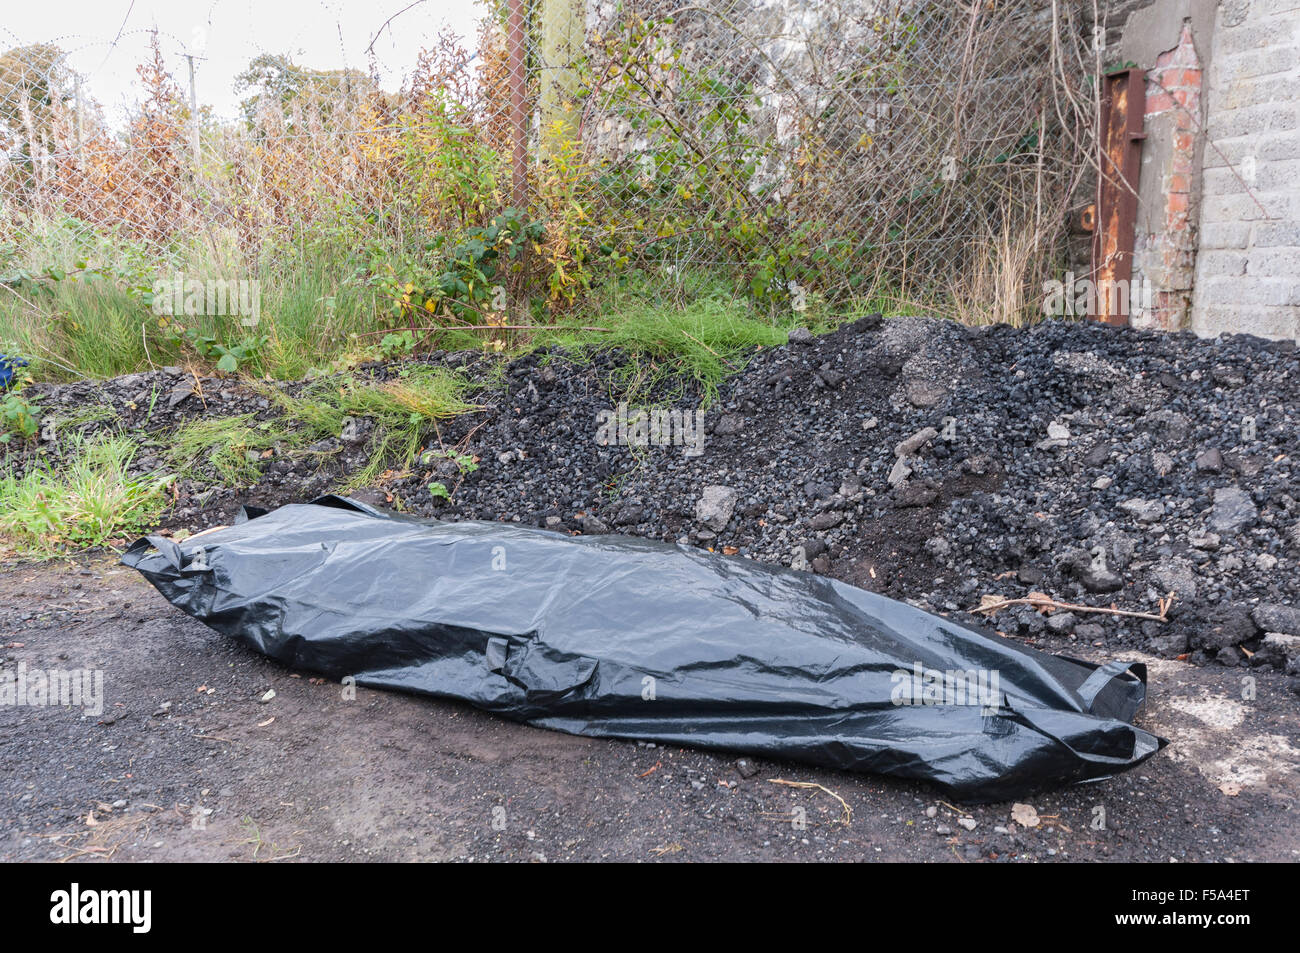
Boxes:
[235,53,377,129]
[0,43,73,177]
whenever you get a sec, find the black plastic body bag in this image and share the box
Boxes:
[122,496,1165,801]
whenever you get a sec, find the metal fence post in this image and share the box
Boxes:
[74,74,84,166]
[185,53,201,172]
[507,0,528,211]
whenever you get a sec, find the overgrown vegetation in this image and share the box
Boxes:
[0,2,1095,384]
[0,434,173,558]
[168,413,287,486]
[280,364,481,488]
[533,276,837,404]
[0,365,480,559]
[165,365,479,490]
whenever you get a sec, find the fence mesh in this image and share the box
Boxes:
[0,1,1101,373]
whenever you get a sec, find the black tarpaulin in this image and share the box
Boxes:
[121,496,1165,801]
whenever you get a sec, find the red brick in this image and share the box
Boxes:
[1162,68,1202,89]
[1145,90,1175,113]
[1171,25,1199,66]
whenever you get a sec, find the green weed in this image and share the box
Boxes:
[0,434,173,558]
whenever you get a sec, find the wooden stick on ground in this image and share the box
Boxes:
[769,778,853,826]
[972,591,1177,624]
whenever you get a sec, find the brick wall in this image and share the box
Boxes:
[1190,0,1300,339]
[1133,22,1203,329]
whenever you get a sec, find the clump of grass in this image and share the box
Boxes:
[0,253,380,383]
[0,248,888,402]
[0,434,173,559]
[168,414,291,486]
[44,402,117,440]
[165,366,477,491]
[268,364,480,488]
[534,279,803,404]
[241,259,382,379]
[328,364,480,422]
[0,278,178,381]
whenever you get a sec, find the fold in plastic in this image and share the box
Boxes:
[122,496,1166,801]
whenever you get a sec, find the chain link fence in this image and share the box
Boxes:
[0,0,1101,368]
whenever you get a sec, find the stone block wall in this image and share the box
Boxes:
[1190,0,1300,339]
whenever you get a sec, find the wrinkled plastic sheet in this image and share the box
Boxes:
[122,496,1165,801]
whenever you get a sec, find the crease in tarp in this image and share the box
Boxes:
[122,496,1167,802]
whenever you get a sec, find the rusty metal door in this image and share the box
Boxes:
[1092,68,1146,326]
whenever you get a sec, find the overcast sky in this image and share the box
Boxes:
[3,0,486,124]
